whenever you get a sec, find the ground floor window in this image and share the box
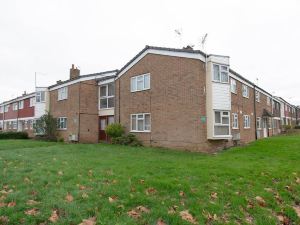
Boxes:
[57,117,67,130]
[131,113,151,132]
[256,117,261,129]
[12,121,17,129]
[214,111,230,136]
[243,115,250,128]
[232,113,238,129]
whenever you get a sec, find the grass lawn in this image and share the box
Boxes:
[0,136,300,225]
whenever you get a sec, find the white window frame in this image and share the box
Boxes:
[36,91,46,103]
[214,110,230,136]
[57,117,67,130]
[232,113,239,129]
[12,121,17,129]
[242,85,249,98]
[29,97,35,107]
[255,91,260,102]
[99,83,114,109]
[13,103,18,111]
[57,87,68,101]
[4,105,9,112]
[213,64,229,83]
[243,115,251,129]
[130,113,151,132]
[256,117,262,129]
[131,73,150,92]
[230,79,237,94]
[18,100,24,109]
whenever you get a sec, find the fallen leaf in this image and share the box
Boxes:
[255,196,266,207]
[210,192,218,200]
[65,193,74,202]
[57,171,63,176]
[24,177,31,183]
[277,213,290,224]
[264,188,274,193]
[139,179,145,184]
[88,170,93,177]
[78,217,96,225]
[145,187,157,195]
[274,193,283,204]
[180,210,198,224]
[108,196,118,203]
[25,208,39,216]
[0,216,9,224]
[0,202,7,207]
[7,201,16,207]
[293,205,300,218]
[26,200,40,205]
[81,193,88,199]
[285,185,292,191]
[127,209,140,219]
[179,191,185,197]
[79,185,86,190]
[49,210,59,223]
[296,177,300,184]
[156,218,167,225]
[245,214,253,224]
[168,205,178,214]
[136,205,150,213]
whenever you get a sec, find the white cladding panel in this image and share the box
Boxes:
[212,83,231,110]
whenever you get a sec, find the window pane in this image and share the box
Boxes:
[100,119,106,130]
[221,66,228,71]
[108,97,114,108]
[213,65,220,81]
[137,119,144,131]
[108,83,114,96]
[131,115,136,130]
[137,76,144,90]
[100,86,107,97]
[108,116,114,125]
[131,77,137,91]
[221,72,228,83]
[144,114,151,130]
[222,117,229,125]
[215,111,221,123]
[214,126,229,135]
[100,99,108,108]
[41,91,45,102]
[144,74,150,89]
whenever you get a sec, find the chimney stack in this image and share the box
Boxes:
[22,91,27,96]
[70,64,80,80]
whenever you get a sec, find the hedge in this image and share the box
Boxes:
[0,131,29,139]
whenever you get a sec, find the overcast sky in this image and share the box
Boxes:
[1,0,299,105]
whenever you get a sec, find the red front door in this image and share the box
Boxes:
[99,116,115,142]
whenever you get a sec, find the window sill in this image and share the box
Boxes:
[232,127,239,130]
[244,127,251,129]
[242,96,249,99]
[131,88,150,93]
[130,130,151,133]
[209,135,232,140]
[57,99,67,102]
[231,91,237,95]
[99,107,114,110]
[57,128,67,131]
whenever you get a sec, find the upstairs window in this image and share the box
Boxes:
[131,73,150,92]
[19,100,24,109]
[232,113,239,129]
[0,106,3,113]
[36,91,46,102]
[255,91,260,102]
[243,115,251,128]
[230,79,237,94]
[131,113,151,132]
[58,87,68,101]
[242,85,249,98]
[13,103,18,111]
[57,117,67,130]
[30,97,35,107]
[213,64,229,83]
[100,83,114,109]
[214,111,230,136]
[4,105,9,112]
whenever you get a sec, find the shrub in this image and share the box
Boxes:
[283,125,292,130]
[105,123,124,138]
[294,125,300,129]
[34,112,58,141]
[112,134,142,147]
[0,131,28,140]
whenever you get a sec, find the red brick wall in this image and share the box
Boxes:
[18,98,34,118]
[4,104,17,120]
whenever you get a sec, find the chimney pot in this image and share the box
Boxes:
[70,64,80,80]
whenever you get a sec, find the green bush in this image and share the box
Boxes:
[112,134,142,147]
[283,125,292,130]
[105,123,124,138]
[0,132,29,140]
[294,125,300,129]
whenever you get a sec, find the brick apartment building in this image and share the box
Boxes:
[48,65,118,143]
[0,46,298,152]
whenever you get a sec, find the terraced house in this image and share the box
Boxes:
[0,46,298,152]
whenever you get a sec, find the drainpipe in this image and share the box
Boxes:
[253,86,257,140]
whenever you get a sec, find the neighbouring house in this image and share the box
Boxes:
[48,64,118,143]
[0,88,49,136]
